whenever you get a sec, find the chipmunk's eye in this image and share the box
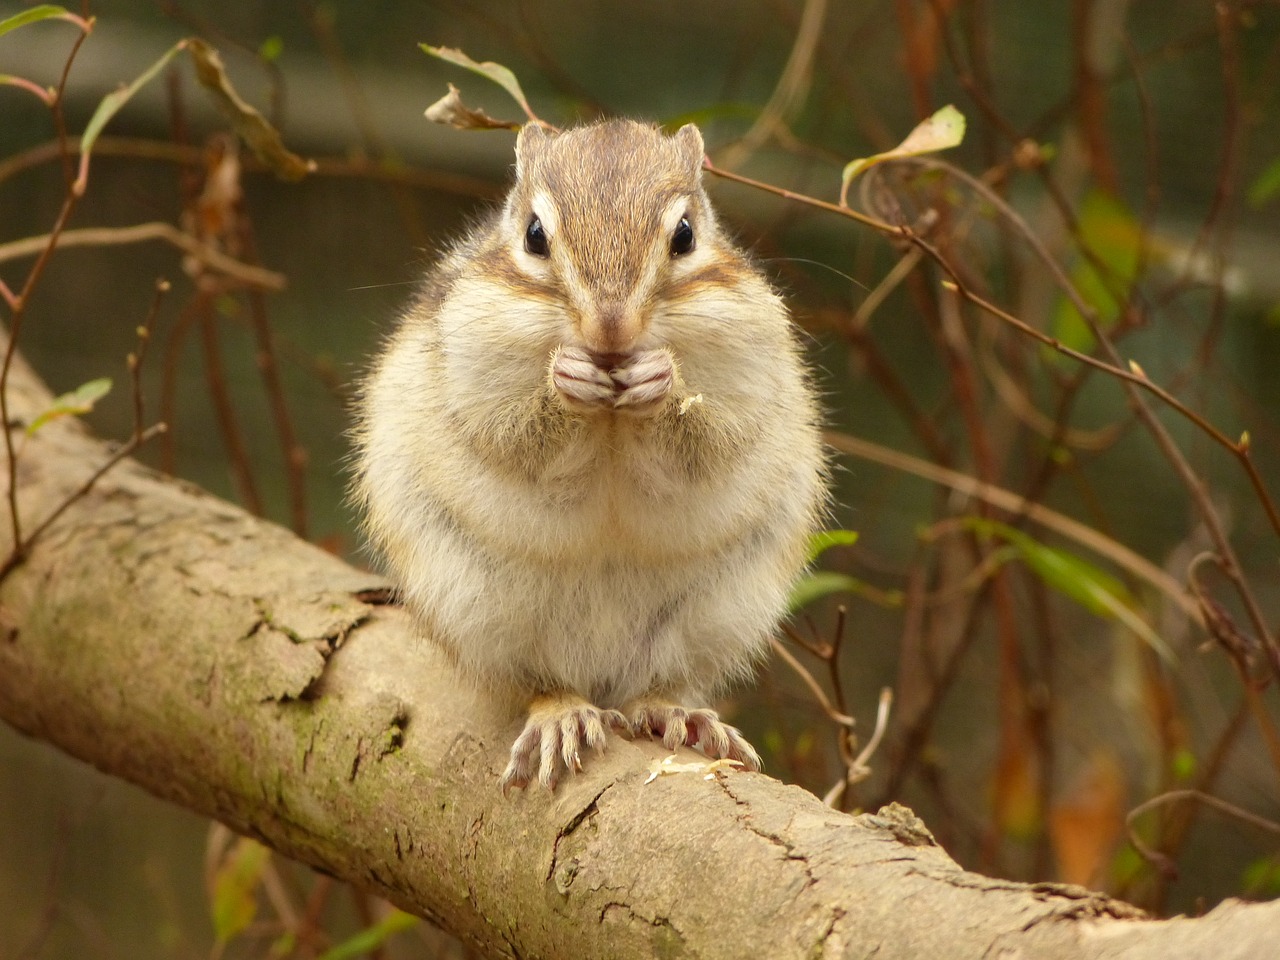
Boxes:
[670,216,695,256]
[525,215,550,257]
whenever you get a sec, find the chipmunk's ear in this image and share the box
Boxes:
[672,124,706,180]
[515,123,553,180]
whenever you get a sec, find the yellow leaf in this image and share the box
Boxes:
[840,105,966,204]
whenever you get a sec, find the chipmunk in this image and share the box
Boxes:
[352,119,826,791]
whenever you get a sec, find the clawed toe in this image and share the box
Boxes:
[627,701,761,772]
[500,698,629,794]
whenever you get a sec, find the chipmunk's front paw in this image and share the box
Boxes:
[626,699,761,771]
[551,346,619,411]
[499,693,629,794]
[610,349,674,415]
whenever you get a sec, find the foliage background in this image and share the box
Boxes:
[1,0,1278,956]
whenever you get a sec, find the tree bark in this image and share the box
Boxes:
[0,346,1275,959]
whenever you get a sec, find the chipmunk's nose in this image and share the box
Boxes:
[586,351,629,370]
[581,298,642,356]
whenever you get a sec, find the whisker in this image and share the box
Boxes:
[761,257,871,293]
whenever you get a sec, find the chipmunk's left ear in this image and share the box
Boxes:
[672,124,706,179]
[515,122,554,180]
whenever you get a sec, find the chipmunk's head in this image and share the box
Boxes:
[502,119,718,357]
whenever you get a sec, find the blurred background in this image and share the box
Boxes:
[2,0,1279,956]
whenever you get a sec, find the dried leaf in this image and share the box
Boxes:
[187,38,314,182]
[644,754,743,784]
[1197,592,1256,662]
[993,729,1041,840]
[840,104,966,203]
[420,44,533,119]
[1049,750,1126,886]
[27,377,111,435]
[424,83,519,131]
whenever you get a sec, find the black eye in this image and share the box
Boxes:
[525,215,550,257]
[670,216,695,256]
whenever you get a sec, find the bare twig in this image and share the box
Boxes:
[823,429,1198,622]
[128,279,170,443]
[823,687,894,809]
[192,293,264,516]
[0,423,166,582]
[772,632,856,728]
[725,0,830,161]
[1126,789,1280,880]
[0,222,286,291]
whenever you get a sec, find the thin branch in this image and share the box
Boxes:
[771,632,856,728]
[0,423,167,582]
[726,0,829,160]
[703,158,901,234]
[0,136,499,198]
[823,687,894,809]
[193,293,264,516]
[129,279,169,443]
[0,223,286,291]
[1126,789,1280,880]
[235,217,308,538]
[1,195,78,552]
[823,429,1199,623]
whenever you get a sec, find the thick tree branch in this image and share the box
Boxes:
[0,346,1275,959]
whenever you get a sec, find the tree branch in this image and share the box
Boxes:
[0,345,1275,959]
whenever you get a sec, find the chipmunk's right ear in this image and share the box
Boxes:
[515,123,554,180]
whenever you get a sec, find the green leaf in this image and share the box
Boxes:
[0,4,73,38]
[258,35,284,63]
[788,571,866,613]
[840,104,965,202]
[1110,843,1147,887]
[316,910,418,960]
[1247,158,1280,207]
[965,518,1174,662]
[77,39,188,194]
[1050,190,1141,357]
[1170,747,1196,782]
[1243,855,1280,897]
[26,377,111,434]
[805,529,858,564]
[210,838,270,943]
[420,44,532,119]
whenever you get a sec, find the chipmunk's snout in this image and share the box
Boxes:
[579,298,645,357]
[586,350,629,370]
